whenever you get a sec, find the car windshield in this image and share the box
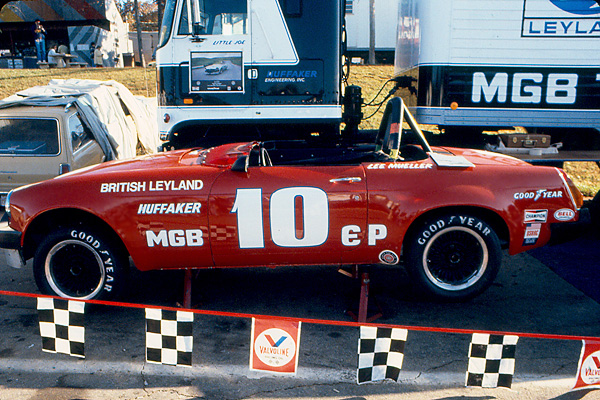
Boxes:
[0,118,59,155]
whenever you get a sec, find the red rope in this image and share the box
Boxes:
[2,289,598,342]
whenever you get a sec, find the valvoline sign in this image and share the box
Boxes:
[574,340,600,390]
[250,318,301,375]
[523,0,600,36]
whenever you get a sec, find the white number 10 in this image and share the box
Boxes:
[231,187,329,249]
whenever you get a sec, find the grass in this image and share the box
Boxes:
[0,65,598,197]
[0,67,157,98]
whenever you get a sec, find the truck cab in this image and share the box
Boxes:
[156,0,345,148]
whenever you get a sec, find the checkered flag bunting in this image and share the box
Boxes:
[145,308,194,367]
[357,326,407,384]
[37,297,85,358]
[466,333,519,388]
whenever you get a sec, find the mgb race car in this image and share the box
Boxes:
[0,99,588,302]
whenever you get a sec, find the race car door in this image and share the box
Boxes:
[209,163,367,267]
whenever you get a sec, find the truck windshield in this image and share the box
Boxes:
[177,0,248,36]
[158,0,178,48]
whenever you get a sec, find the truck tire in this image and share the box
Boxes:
[590,190,600,237]
[405,214,502,301]
[33,227,127,300]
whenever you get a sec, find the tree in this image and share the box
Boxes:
[117,0,160,32]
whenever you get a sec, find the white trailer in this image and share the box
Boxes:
[344,0,399,62]
[395,0,600,162]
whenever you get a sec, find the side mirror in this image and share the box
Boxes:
[231,155,249,173]
[192,22,204,36]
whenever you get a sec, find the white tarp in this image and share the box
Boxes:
[0,79,159,159]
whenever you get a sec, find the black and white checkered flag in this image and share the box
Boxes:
[466,333,519,388]
[145,308,193,367]
[37,297,85,358]
[357,326,407,384]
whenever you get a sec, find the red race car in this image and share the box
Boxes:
[0,101,588,302]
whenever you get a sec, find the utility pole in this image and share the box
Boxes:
[157,0,164,31]
[134,0,145,67]
[368,0,376,65]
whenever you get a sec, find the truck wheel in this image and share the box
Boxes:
[405,214,502,301]
[33,227,127,300]
[590,190,600,237]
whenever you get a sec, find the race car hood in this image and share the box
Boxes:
[7,145,246,232]
[45,150,191,181]
[45,142,253,181]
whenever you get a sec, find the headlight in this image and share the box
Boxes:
[4,190,12,219]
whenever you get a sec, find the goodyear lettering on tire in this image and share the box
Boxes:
[417,215,491,245]
[70,229,115,292]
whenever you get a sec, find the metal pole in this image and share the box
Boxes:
[183,269,192,308]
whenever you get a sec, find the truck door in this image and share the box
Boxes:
[179,0,251,105]
[209,164,368,267]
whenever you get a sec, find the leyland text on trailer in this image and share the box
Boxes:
[156,0,345,149]
[395,0,600,162]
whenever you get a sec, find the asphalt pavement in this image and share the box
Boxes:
[529,231,600,304]
[1,242,600,399]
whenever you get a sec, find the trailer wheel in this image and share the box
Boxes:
[33,227,127,300]
[405,214,502,301]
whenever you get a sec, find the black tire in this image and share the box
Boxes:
[33,227,128,300]
[590,190,600,237]
[405,214,502,301]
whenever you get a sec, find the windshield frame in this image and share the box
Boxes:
[157,0,178,48]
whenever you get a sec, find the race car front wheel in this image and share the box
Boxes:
[33,227,127,300]
[405,214,502,301]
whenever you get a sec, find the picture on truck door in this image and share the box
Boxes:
[190,51,243,93]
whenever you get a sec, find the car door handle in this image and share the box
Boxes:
[329,177,362,183]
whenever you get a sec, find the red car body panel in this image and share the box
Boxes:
[7,143,580,273]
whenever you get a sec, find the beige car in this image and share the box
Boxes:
[0,105,105,206]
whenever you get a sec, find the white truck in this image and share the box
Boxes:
[155,0,346,149]
[395,0,600,163]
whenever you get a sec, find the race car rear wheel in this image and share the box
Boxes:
[33,227,127,300]
[405,214,502,301]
